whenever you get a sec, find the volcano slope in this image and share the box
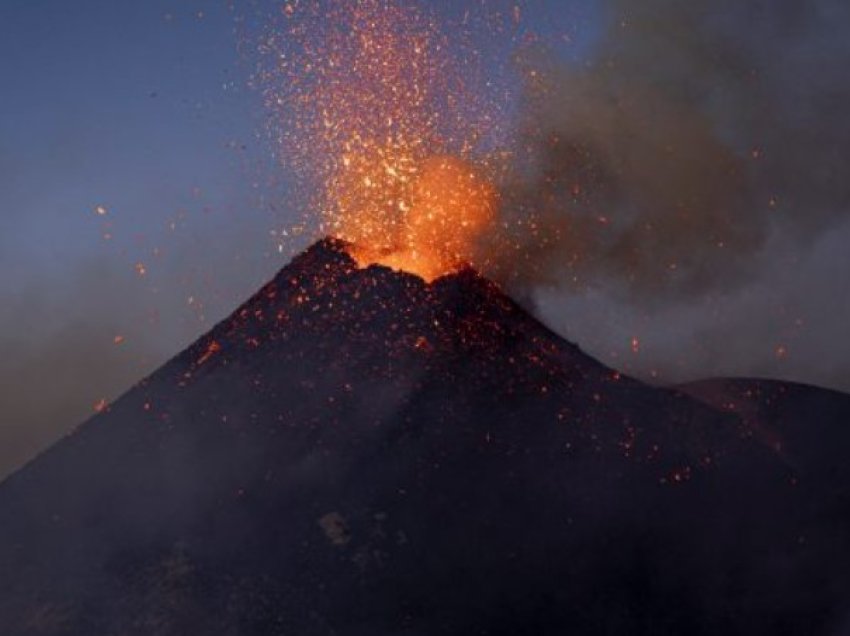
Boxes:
[1,239,849,635]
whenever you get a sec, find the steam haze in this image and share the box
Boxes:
[489,0,850,389]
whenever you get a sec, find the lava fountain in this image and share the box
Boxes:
[261,0,506,281]
[356,155,497,281]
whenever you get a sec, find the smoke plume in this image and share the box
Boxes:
[487,0,850,303]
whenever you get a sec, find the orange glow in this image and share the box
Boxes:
[346,156,497,281]
[263,0,504,281]
[196,340,221,366]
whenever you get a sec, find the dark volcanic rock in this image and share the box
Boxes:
[1,238,849,635]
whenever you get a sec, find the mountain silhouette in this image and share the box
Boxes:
[1,238,848,635]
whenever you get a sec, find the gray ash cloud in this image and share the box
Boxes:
[489,0,850,300]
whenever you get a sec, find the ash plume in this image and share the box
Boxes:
[487,0,850,302]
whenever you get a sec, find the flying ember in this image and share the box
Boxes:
[263,0,504,281]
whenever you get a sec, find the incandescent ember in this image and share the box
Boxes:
[262,0,506,281]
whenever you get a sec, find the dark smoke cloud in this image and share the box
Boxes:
[537,216,850,392]
[488,0,850,303]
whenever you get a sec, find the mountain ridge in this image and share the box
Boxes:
[0,238,848,635]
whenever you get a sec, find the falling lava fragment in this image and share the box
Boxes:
[1,239,850,634]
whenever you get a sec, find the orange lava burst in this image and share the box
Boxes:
[348,156,497,281]
[263,0,505,281]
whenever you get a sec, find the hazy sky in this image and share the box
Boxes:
[1,0,848,479]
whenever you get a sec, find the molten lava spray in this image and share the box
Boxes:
[359,156,497,281]
[260,0,506,281]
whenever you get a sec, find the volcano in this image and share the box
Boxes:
[1,238,849,635]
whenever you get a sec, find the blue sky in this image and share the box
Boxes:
[1,2,259,275]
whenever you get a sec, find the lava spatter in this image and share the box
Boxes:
[260,0,507,281]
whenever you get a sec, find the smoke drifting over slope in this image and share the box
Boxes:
[490,0,850,302]
[3,238,850,634]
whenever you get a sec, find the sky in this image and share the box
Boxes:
[1,0,848,479]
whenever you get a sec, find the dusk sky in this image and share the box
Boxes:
[2,0,849,479]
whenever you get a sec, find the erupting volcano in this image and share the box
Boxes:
[2,1,849,634]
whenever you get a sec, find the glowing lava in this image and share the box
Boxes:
[262,0,504,281]
[348,156,497,281]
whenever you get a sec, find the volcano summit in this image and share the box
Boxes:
[1,239,849,635]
